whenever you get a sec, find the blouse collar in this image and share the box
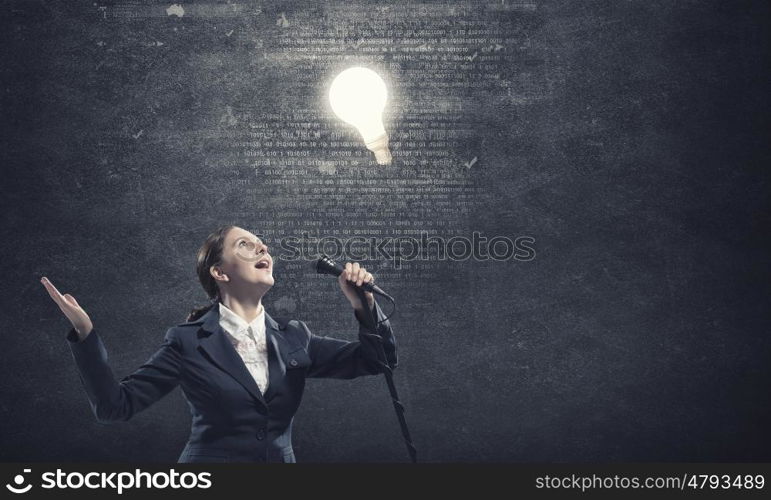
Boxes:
[218,302,265,336]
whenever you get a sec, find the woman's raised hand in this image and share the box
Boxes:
[338,262,375,311]
[40,276,93,340]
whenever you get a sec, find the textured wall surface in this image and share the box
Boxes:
[1,0,768,462]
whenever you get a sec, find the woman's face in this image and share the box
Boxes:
[213,227,274,292]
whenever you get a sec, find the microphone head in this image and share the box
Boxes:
[313,255,343,276]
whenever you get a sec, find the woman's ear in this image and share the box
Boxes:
[210,264,229,282]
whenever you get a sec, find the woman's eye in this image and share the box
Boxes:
[239,241,256,251]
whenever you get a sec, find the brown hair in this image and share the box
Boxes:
[186,224,235,322]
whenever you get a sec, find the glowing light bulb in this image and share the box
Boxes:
[328,66,392,165]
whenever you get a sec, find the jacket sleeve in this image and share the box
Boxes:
[301,299,397,379]
[65,327,183,423]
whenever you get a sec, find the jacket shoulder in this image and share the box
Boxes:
[272,317,311,346]
[175,318,205,328]
[271,317,305,333]
[167,319,205,341]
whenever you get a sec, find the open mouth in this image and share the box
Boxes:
[255,259,271,271]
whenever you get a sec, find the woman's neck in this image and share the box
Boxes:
[219,293,264,324]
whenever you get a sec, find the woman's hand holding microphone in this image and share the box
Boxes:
[40,276,93,341]
[338,262,376,314]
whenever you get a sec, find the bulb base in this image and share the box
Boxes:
[365,133,393,165]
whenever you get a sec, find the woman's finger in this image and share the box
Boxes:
[40,276,91,334]
[40,277,67,308]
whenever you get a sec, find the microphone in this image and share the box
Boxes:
[312,255,394,301]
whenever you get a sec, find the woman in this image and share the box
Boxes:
[40,224,397,463]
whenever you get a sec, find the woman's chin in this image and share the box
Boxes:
[257,275,275,286]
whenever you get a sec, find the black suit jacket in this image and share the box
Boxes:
[65,299,397,462]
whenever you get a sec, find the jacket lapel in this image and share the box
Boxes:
[196,304,291,409]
